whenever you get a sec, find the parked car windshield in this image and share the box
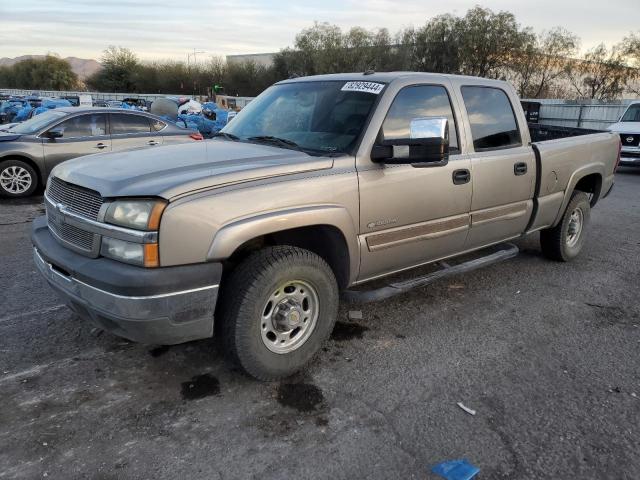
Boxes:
[221,81,381,155]
[621,104,640,122]
[11,110,68,135]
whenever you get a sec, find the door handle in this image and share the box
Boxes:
[147,140,159,146]
[514,162,528,175]
[452,169,471,185]
[94,143,107,149]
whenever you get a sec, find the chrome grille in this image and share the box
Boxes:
[48,220,94,252]
[47,177,103,220]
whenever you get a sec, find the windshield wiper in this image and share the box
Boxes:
[212,131,240,141]
[246,135,302,151]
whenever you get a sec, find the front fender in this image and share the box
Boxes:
[207,205,359,282]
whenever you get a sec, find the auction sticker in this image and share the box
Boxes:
[341,81,385,94]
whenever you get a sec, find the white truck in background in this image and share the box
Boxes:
[608,102,640,166]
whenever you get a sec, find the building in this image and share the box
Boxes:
[226,53,276,68]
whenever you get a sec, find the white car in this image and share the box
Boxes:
[608,102,640,166]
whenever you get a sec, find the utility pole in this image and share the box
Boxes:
[187,49,205,67]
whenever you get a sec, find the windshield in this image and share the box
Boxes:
[621,104,640,122]
[11,110,68,135]
[221,80,382,155]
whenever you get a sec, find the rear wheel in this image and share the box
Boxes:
[540,191,591,261]
[219,246,339,381]
[0,159,38,198]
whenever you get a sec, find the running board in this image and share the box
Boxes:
[343,243,519,303]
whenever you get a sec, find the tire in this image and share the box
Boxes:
[0,159,38,198]
[218,246,339,381]
[540,191,591,261]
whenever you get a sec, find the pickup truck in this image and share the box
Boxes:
[31,72,619,380]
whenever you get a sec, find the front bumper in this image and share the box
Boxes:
[620,148,640,166]
[32,216,222,345]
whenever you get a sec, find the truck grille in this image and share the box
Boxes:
[47,177,103,221]
[48,219,95,252]
[46,177,103,255]
[619,133,640,148]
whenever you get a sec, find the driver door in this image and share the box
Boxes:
[42,113,110,175]
[357,83,472,281]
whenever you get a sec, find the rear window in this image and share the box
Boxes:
[110,114,151,134]
[461,86,521,151]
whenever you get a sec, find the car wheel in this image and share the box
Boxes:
[540,191,591,261]
[0,159,38,198]
[219,246,339,381]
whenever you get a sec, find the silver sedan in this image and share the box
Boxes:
[0,107,202,197]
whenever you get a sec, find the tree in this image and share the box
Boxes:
[511,27,579,98]
[621,32,640,95]
[406,14,461,73]
[0,55,78,90]
[566,44,632,100]
[86,46,139,92]
[454,6,531,78]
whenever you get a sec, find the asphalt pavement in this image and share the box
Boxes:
[1,169,639,480]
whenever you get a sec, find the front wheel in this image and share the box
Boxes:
[540,191,591,261]
[219,246,339,381]
[0,159,38,198]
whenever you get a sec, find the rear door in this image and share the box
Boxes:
[109,113,163,152]
[42,113,110,174]
[458,85,535,248]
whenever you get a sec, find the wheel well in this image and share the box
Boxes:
[0,155,43,190]
[225,225,351,289]
[574,173,602,207]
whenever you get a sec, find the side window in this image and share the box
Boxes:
[151,119,167,131]
[110,114,151,134]
[461,86,521,151]
[55,114,107,138]
[381,85,459,156]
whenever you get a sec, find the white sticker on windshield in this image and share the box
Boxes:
[341,81,385,95]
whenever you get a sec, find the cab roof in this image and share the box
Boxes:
[276,71,508,87]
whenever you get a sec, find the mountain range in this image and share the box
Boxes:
[0,55,102,80]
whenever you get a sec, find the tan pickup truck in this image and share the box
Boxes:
[32,72,619,380]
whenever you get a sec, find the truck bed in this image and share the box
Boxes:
[526,123,618,233]
[528,123,604,142]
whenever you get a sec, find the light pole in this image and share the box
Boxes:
[187,49,205,67]
[187,49,205,97]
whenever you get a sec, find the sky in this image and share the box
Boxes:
[0,0,637,62]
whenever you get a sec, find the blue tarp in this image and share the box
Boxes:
[431,459,480,480]
[14,105,34,121]
[32,98,72,116]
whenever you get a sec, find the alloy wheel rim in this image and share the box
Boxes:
[0,166,32,194]
[260,280,319,354]
[566,207,583,248]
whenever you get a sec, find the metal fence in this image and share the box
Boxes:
[523,99,638,130]
[0,88,255,108]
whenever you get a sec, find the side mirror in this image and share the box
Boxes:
[45,128,63,139]
[371,116,449,168]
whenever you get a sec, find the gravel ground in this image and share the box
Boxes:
[1,169,639,480]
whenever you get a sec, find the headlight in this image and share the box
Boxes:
[104,199,166,231]
[101,237,159,267]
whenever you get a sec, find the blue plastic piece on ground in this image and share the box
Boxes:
[431,459,480,480]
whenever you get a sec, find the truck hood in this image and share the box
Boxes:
[607,122,640,134]
[51,140,334,199]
